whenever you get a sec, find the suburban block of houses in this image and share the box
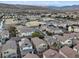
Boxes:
[1,3,79,58]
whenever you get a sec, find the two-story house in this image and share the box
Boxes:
[2,40,17,58]
[31,37,48,53]
[0,30,9,44]
[19,38,33,57]
[16,26,37,37]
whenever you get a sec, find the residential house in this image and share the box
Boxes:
[0,30,9,44]
[74,33,79,38]
[73,44,79,54]
[73,26,79,32]
[53,28,64,35]
[63,33,79,46]
[67,26,74,32]
[44,36,57,46]
[10,37,21,42]
[16,26,37,37]
[5,18,18,25]
[49,20,67,28]
[67,26,79,33]
[40,24,47,31]
[43,49,64,58]
[59,35,73,47]
[19,38,33,57]
[31,37,48,53]
[45,14,51,17]
[53,33,78,47]
[57,23,67,29]
[26,21,46,27]
[67,20,77,26]
[51,14,57,18]
[59,46,78,58]
[2,40,17,58]
[46,26,63,35]
[23,53,39,58]
[42,17,55,21]
[26,15,41,21]
[0,46,2,58]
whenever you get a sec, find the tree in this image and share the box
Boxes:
[66,15,69,19]
[26,18,30,22]
[39,24,41,28]
[41,15,45,17]
[51,41,62,51]
[8,26,18,37]
[17,18,21,21]
[46,31,53,36]
[48,15,51,17]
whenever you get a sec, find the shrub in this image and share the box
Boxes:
[46,31,53,36]
[32,32,44,39]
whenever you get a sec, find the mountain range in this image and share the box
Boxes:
[48,5,79,11]
[0,3,79,11]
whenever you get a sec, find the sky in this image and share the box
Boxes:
[0,1,79,7]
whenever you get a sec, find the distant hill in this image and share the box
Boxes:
[0,3,61,13]
[0,3,50,10]
[15,4,48,10]
[0,3,18,9]
[1,3,79,12]
[48,5,79,11]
